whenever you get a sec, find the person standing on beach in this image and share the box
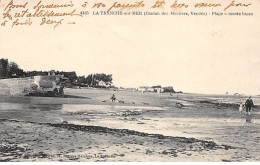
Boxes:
[245,96,254,115]
[111,94,116,102]
[239,103,244,114]
[59,85,64,97]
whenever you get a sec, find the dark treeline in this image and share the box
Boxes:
[0,58,113,88]
[0,59,25,78]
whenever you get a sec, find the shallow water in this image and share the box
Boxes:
[1,95,260,161]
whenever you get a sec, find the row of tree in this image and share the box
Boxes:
[0,59,26,78]
[0,58,113,88]
[75,74,113,86]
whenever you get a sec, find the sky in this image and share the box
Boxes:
[1,0,260,95]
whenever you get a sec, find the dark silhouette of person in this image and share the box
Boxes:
[59,85,64,97]
[245,96,254,115]
[111,94,116,102]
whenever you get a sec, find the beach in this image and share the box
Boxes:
[0,88,260,162]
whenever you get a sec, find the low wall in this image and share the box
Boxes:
[0,76,63,96]
[0,77,34,96]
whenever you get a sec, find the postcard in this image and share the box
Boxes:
[0,0,259,162]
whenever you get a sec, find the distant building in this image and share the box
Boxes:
[157,88,164,93]
[97,80,112,88]
[138,86,149,92]
[126,88,138,92]
[150,85,163,93]
[138,85,174,93]
[48,70,56,76]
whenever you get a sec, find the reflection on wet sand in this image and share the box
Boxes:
[246,115,252,123]
[28,104,63,111]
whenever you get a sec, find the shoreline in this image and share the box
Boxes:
[1,88,260,161]
[0,118,236,162]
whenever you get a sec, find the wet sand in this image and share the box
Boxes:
[0,88,260,161]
